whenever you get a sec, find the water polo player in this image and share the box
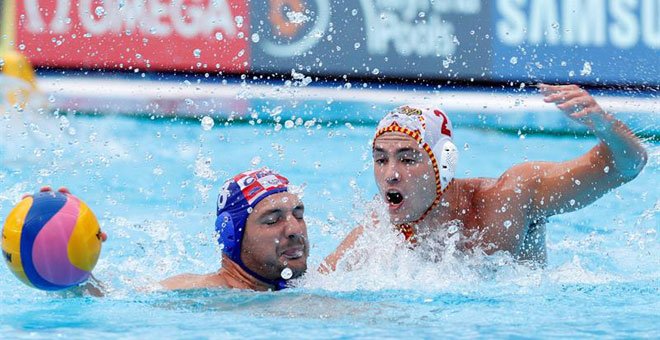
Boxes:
[161,168,309,291]
[323,84,648,268]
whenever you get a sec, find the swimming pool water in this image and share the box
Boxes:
[1,102,658,338]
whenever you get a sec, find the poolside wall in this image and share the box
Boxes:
[14,0,660,86]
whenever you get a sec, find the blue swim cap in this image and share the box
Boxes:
[215,168,289,288]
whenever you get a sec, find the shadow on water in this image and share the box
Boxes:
[143,288,505,324]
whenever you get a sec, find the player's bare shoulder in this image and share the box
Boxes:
[160,273,227,290]
[451,177,496,211]
[481,162,545,209]
[456,177,498,200]
[456,170,537,217]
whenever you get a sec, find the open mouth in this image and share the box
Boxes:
[386,190,404,205]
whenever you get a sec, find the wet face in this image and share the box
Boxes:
[241,192,309,282]
[373,132,437,224]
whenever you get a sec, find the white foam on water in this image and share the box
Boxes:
[298,201,528,292]
[295,197,657,293]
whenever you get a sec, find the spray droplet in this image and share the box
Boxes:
[153,166,163,176]
[193,49,201,58]
[509,56,518,65]
[580,62,592,76]
[59,115,70,129]
[251,33,260,43]
[280,267,293,280]
[95,6,105,17]
[201,116,214,130]
[603,166,609,173]
[270,106,283,117]
[215,32,224,41]
[234,16,244,27]
[503,220,512,229]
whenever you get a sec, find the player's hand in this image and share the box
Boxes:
[23,186,71,197]
[540,84,611,131]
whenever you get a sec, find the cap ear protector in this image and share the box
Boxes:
[215,212,239,263]
[436,139,458,192]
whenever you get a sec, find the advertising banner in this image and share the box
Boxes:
[490,0,660,85]
[250,0,490,80]
[15,0,249,72]
[250,0,658,85]
[13,0,660,85]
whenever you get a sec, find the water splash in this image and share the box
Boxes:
[299,201,518,292]
[296,186,654,294]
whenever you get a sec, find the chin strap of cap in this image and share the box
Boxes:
[235,259,288,291]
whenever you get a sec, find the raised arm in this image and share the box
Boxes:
[318,226,364,274]
[524,84,647,218]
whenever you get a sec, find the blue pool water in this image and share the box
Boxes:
[1,96,658,338]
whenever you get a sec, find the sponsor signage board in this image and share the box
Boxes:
[490,0,660,85]
[14,0,659,85]
[250,0,490,80]
[251,0,659,85]
[15,0,250,72]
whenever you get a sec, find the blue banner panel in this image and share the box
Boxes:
[247,0,658,85]
[249,0,491,80]
[490,0,660,85]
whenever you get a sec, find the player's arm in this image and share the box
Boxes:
[525,85,647,218]
[159,274,209,290]
[74,274,106,297]
[318,226,364,274]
